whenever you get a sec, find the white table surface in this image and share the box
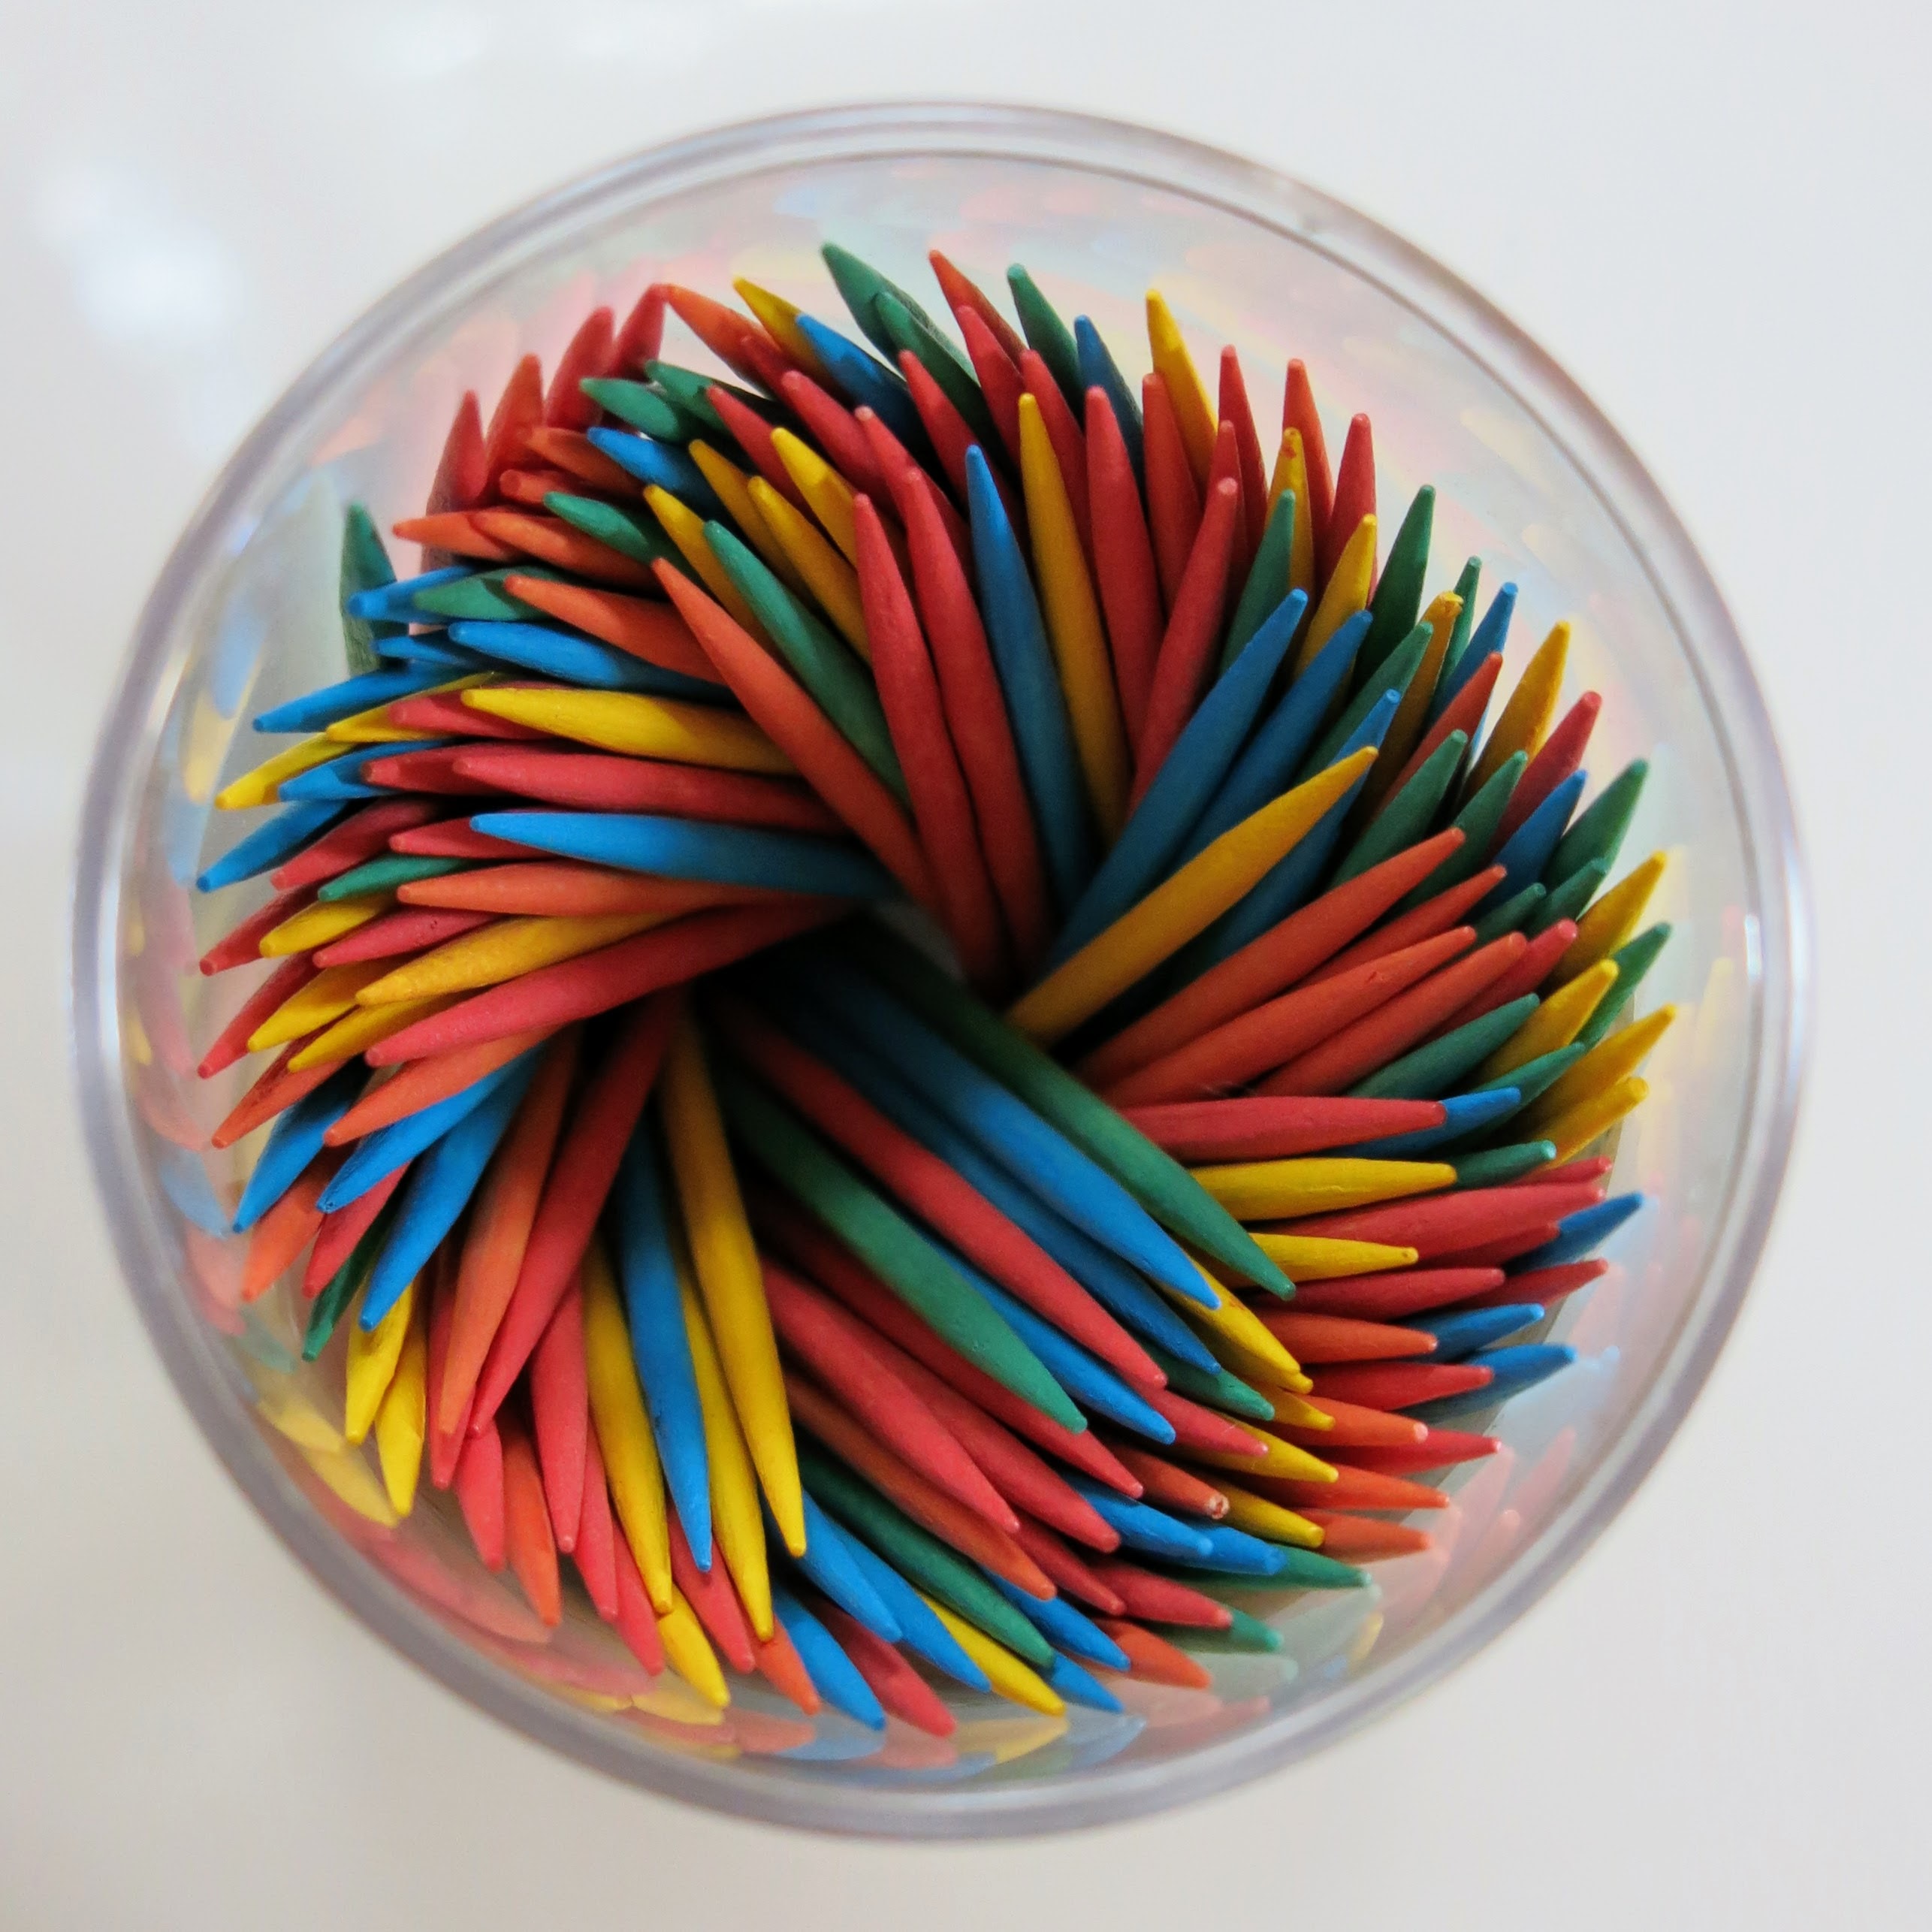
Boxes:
[2,2,1924,1924]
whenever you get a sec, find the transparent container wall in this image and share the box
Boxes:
[83,109,1801,1834]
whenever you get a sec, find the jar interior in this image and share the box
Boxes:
[92,125,1777,1828]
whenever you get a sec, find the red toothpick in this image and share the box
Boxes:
[500,1414,563,1623]
[955,302,1026,466]
[481,355,545,494]
[1085,387,1164,744]
[779,367,892,497]
[1105,928,1476,1107]
[611,282,668,375]
[898,472,1054,969]
[1282,359,1334,551]
[928,249,1025,364]
[1016,347,1092,563]
[1260,933,1530,1096]
[850,494,1009,990]
[454,1414,508,1568]
[500,573,723,684]
[472,995,679,1426]
[1321,412,1375,585]
[1218,347,1269,559]
[1132,475,1239,799]
[1141,370,1202,607]
[1488,693,1602,853]
[756,1256,1017,1532]
[705,383,811,512]
[529,1283,589,1552]
[448,745,842,834]
[543,306,614,431]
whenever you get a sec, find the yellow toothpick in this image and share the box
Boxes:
[1189,1155,1454,1223]
[1466,620,1570,796]
[1293,513,1377,675]
[1553,852,1668,985]
[1251,1234,1423,1280]
[345,1278,414,1445]
[1267,427,1317,601]
[1145,290,1218,487]
[214,734,346,811]
[1480,958,1620,1079]
[1016,392,1130,837]
[1215,1480,1325,1549]
[288,994,456,1070]
[644,485,768,639]
[687,440,810,596]
[372,1287,428,1516]
[922,1598,1065,1716]
[245,958,391,1053]
[1006,749,1374,1045]
[1356,591,1463,820]
[353,913,663,1007]
[733,277,831,383]
[771,429,860,565]
[746,476,869,657]
[1524,1006,1677,1129]
[583,1239,673,1613]
[660,1016,804,1556]
[677,1248,774,1641]
[659,1587,731,1708]
[462,686,792,774]
[1541,1073,1650,1165]
[258,895,386,957]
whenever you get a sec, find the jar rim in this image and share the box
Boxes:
[68,100,1810,1837]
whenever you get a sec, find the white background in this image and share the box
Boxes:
[2,2,1926,1925]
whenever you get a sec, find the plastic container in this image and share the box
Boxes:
[71,103,1807,1835]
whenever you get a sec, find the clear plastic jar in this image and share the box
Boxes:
[70,102,1808,1835]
